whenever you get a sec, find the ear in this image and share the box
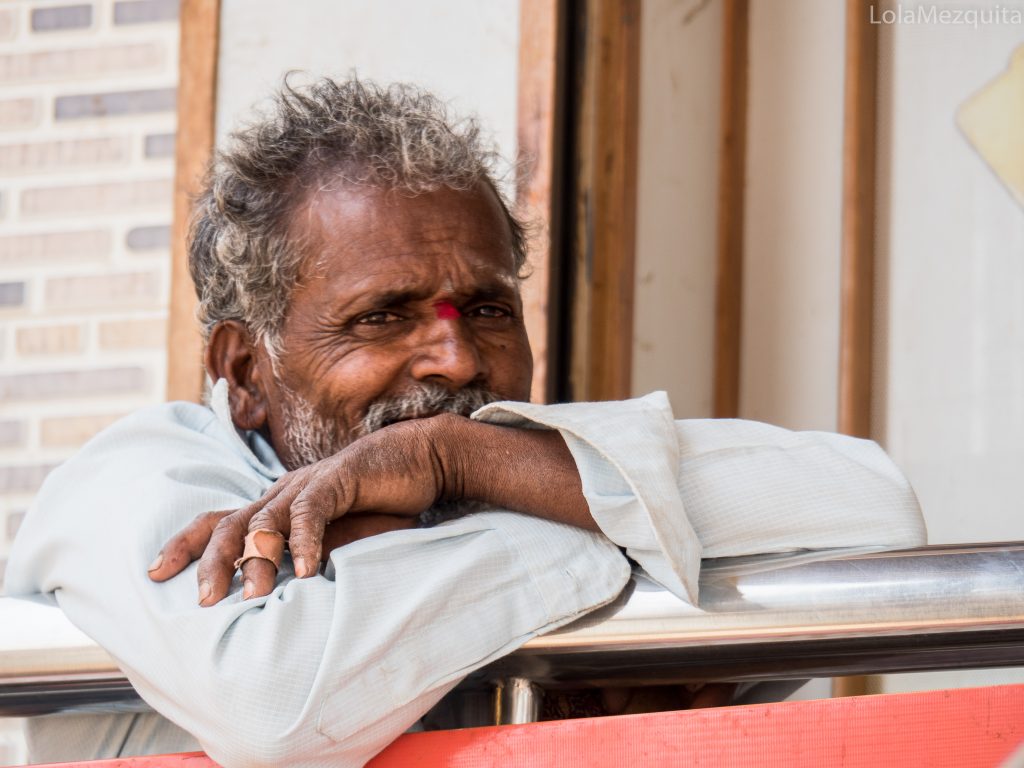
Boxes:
[205,321,271,431]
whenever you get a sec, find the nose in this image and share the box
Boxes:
[408,315,487,390]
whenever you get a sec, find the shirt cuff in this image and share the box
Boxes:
[472,392,702,604]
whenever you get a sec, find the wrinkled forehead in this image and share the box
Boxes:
[283,180,522,303]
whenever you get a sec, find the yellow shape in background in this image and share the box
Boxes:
[958,45,1024,210]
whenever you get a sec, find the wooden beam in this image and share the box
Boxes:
[712,0,749,418]
[166,0,220,403]
[570,0,641,402]
[516,0,562,404]
[837,0,879,440]
[833,0,880,701]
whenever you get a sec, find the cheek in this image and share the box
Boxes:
[303,350,408,415]
[480,331,533,395]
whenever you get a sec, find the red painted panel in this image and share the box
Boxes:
[27,684,1024,767]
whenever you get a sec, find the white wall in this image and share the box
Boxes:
[216,0,520,195]
[873,0,1024,695]
[631,0,722,417]
[878,6,1024,546]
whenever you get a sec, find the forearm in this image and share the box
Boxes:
[436,414,599,532]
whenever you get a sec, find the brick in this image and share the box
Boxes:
[125,224,170,250]
[40,412,123,447]
[0,367,146,401]
[0,230,110,265]
[114,0,179,24]
[0,9,17,42]
[46,272,159,310]
[32,5,93,32]
[0,97,37,130]
[55,87,176,120]
[16,323,82,355]
[6,510,25,541]
[21,178,172,216]
[99,317,166,349]
[0,420,24,447]
[0,282,24,307]
[0,137,130,175]
[0,44,164,85]
[0,464,57,494]
[144,131,175,158]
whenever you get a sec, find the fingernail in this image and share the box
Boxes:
[243,580,254,599]
[147,553,163,572]
[294,556,312,578]
[198,581,212,605]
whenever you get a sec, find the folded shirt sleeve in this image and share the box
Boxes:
[473,392,702,603]
[473,392,927,605]
[671,417,927,558]
[6,404,631,768]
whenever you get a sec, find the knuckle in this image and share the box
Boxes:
[214,513,245,535]
[249,502,288,533]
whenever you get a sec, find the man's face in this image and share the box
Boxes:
[258,182,533,468]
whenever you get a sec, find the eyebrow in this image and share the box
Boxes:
[331,278,520,319]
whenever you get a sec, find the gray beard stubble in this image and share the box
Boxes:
[277,381,501,470]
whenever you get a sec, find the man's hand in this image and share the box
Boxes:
[149,414,595,605]
[149,417,447,604]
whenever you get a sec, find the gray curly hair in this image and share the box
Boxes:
[188,76,527,356]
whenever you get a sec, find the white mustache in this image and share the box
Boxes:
[359,384,501,436]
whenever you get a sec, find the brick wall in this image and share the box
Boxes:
[0,3,180,757]
[0,0,179,599]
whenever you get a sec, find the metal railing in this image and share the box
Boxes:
[4,542,1024,720]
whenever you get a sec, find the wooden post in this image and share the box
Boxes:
[833,0,880,700]
[712,0,749,418]
[516,0,563,404]
[570,0,641,402]
[837,0,879,440]
[166,0,220,403]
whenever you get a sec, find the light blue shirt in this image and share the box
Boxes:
[6,384,925,767]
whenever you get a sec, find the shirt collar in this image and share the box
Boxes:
[208,377,287,480]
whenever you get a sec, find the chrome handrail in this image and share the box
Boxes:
[4,542,1024,716]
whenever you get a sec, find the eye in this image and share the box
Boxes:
[355,311,404,325]
[467,304,511,319]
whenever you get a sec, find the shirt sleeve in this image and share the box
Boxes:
[473,392,702,602]
[5,404,631,768]
[472,392,927,604]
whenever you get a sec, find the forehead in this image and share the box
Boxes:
[289,181,519,289]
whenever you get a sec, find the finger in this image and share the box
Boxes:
[286,483,340,578]
[196,511,251,605]
[241,556,279,600]
[148,510,232,582]
[191,478,302,604]
[237,486,307,598]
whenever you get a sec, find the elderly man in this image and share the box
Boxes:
[7,78,925,768]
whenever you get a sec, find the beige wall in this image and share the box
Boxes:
[631,0,722,417]
[632,0,847,431]
[740,0,845,431]
[631,0,1024,696]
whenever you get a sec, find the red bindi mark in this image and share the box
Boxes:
[433,300,461,320]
